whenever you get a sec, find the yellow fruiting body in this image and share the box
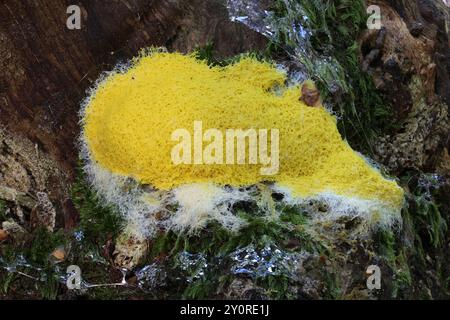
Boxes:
[83,52,404,209]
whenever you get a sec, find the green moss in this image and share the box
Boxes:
[391,250,413,299]
[375,229,396,266]
[374,228,412,298]
[271,0,394,153]
[0,228,66,299]
[0,199,7,221]
[0,247,19,296]
[400,172,448,249]
[194,41,217,66]
[26,228,67,265]
[149,204,320,262]
[1,272,15,295]
[71,162,124,242]
[279,204,308,225]
[412,196,447,248]
[38,270,60,300]
[375,171,449,299]
[86,286,137,300]
[258,274,293,299]
[144,204,329,299]
[182,279,220,299]
[323,271,342,299]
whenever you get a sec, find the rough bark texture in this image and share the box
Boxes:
[360,0,450,175]
[0,0,267,222]
[359,1,449,299]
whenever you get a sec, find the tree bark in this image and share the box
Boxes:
[361,0,450,174]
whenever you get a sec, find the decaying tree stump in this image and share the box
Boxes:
[360,0,450,174]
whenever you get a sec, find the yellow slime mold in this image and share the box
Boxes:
[83,52,404,210]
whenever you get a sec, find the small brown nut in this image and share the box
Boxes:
[300,80,321,107]
[301,87,320,107]
[0,229,9,241]
[51,248,66,261]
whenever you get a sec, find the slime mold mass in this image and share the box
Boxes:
[82,52,404,213]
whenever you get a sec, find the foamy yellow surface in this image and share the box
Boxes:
[83,52,404,208]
